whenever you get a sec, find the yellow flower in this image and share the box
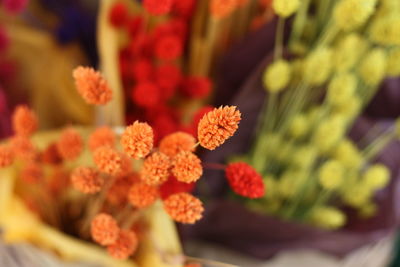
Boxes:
[332,139,363,169]
[369,15,400,46]
[318,160,345,190]
[288,114,308,139]
[278,170,306,198]
[303,47,333,85]
[272,0,300,18]
[341,183,372,207]
[309,206,346,230]
[263,60,291,93]
[327,73,357,107]
[359,48,387,86]
[363,164,390,189]
[263,175,278,199]
[333,95,361,120]
[359,202,377,218]
[312,115,346,153]
[333,0,377,31]
[386,47,400,77]
[291,145,317,170]
[333,34,369,72]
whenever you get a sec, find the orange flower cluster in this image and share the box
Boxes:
[172,151,203,183]
[0,145,13,167]
[107,230,138,260]
[128,182,159,208]
[88,126,116,152]
[140,151,170,185]
[163,193,204,224]
[12,105,38,137]
[71,167,103,194]
[93,146,122,175]
[10,135,36,161]
[121,121,154,159]
[57,128,83,160]
[159,132,196,157]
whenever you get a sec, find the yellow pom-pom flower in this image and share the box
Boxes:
[359,48,387,86]
[312,115,346,153]
[318,160,345,190]
[272,0,300,18]
[333,95,361,120]
[369,15,400,46]
[333,34,369,72]
[327,73,357,107]
[333,0,377,31]
[303,47,333,86]
[288,114,308,139]
[332,139,363,169]
[263,175,278,199]
[386,47,400,77]
[363,164,390,189]
[359,202,377,218]
[341,183,372,207]
[291,145,317,170]
[263,59,291,93]
[309,206,346,230]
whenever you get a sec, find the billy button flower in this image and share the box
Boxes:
[155,64,182,100]
[197,106,241,150]
[143,0,174,16]
[71,167,103,194]
[91,213,120,246]
[159,131,196,158]
[57,128,83,161]
[154,34,183,61]
[272,0,300,18]
[172,151,203,183]
[140,151,171,185]
[128,182,159,208]
[88,126,116,152]
[0,145,13,168]
[93,146,122,176]
[107,230,138,260]
[12,105,38,137]
[181,76,212,99]
[10,135,37,162]
[72,66,112,105]
[131,58,153,82]
[121,121,154,159]
[163,192,204,224]
[225,162,265,198]
[131,81,161,108]
[108,1,129,28]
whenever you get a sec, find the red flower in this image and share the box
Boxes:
[181,76,212,99]
[152,114,178,144]
[154,35,183,61]
[160,175,195,200]
[172,0,196,18]
[109,2,129,28]
[155,64,182,100]
[131,82,160,108]
[125,16,143,37]
[225,162,265,198]
[132,58,153,81]
[143,0,173,16]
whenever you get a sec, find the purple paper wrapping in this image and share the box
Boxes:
[180,22,400,259]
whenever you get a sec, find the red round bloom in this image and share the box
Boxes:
[154,35,183,61]
[152,114,178,144]
[160,175,195,200]
[107,230,138,260]
[109,2,129,28]
[181,76,212,99]
[132,58,153,81]
[126,16,143,37]
[131,82,160,108]
[143,0,173,16]
[0,26,9,52]
[225,162,265,198]
[155,64,182,100]
[172,0,196,18]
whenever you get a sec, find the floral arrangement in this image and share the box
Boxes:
[0,64,263,265]
[227,0,400,230]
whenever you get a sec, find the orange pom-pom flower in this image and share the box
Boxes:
[172,151,202,183]
[140,151,171,185]
[57,128,83,160]
[20,162,43,183]
[0,145,13,168]
[159,132,196,157]
[225,162,265,198]
[121,121,154,159]
[197,106,241,150]
[73,66,112,105]
[107,230,138,260]
[210,0,237,18]
[71,167,103,194]
[91,213,120,246]
[93,146,122,175]
[12,105,38,136]
[10,136,37,161]
[88,126,116,152]
[128,182,159,208]
[163,192,204,224]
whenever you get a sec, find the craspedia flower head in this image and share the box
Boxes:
[386,47,400,77]
[359,48,387,86]
[225,162,265,198]
[369,15,400,46]
[12,105,38,137]
[181,76,212,99]
[107,230,138,260]
[263,59,291,93]
[159,132,196,157]
[131,57,153,82]
[327,73,357,107]
[163,192,204,224]
[155,64,182,99]
[10,136,37,161]
[310,206,346,230]
[0,145,13,168]
[197,106,241,150]
[88,126,116,152]
[291,145,317,169]
[143,0,173,15]
[342,182,372,207]
[20,162,43,184]
[303,47,333,86]
[333,95,361,120]
[288,113,308,139]
[333,0,377,31]
[93,147,122,175]
[57,128,83,160]
[210,0,237,18]
[318,160,345,190]
[73,66,112,105]
[272,0,300,18]
[312,115,346,154]
[121,121,154,159]
[131,82,160,108]
[91,213,120,246]
[332,139,362,169]
[71,167,103,194]
[334,33,369,72]
[140,152,171,185]
[363,164,390,189]
[128,182,159,208]
[155,35,183,61]
[172,151,202,183]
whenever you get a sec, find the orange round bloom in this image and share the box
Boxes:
[140,152,171,185]
[172,151,202,183]
[197,106,241,150]
[0,145,13,168]
[73,66,112,105]
[88,126,116,152]
[91,213,120,246]
[10,136,37,161]
[20,162,43,184]
[210,0,237,18]
[57,128,83,160]
[41,142,62,165]
[116,153,132,177]
[159,132,196,157]
[93,146,122,175]
[128,182,159,208]
[12,105,38,137]
[71,167,103,194]
[107,173,139,206]
[107,230,138,260]
[163,193,204,224]
[121,121,154,159]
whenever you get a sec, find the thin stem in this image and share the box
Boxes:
[289,0,311,48]
[203,162,226,170]
[274,17,285,60]
[362,127,396,162]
